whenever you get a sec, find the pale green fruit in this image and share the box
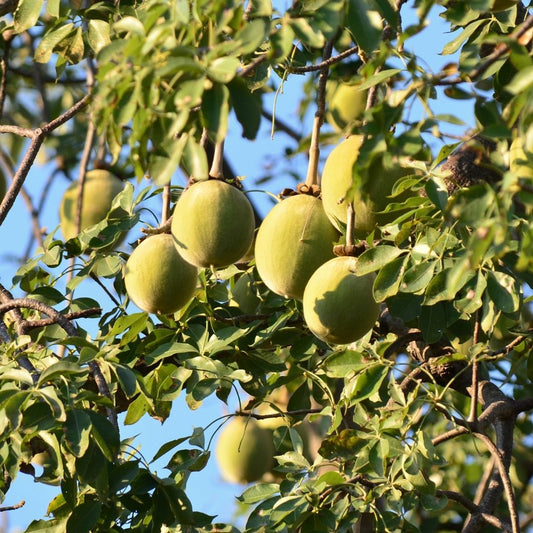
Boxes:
[510,138,533,180]
[325,81,367,134]
[59,169,126,241]
[171,179,255,268]
[303,256,380,345]
[231,272,261,314]
[124,233,198,315]
[321,135,412,237]
[255,194,339,300]
[215,417,275,484]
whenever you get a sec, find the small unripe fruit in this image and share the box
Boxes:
[171,179,255,269]
[124,234,198,315]
[215,417,275,484]
[303,256,380,345]
[59,169,126,241]
[325,81,367,134]
[255,194,339,300]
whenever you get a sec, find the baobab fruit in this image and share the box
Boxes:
[303,256,380,345]
[254,194,339,300]
[59,169,126,241]
[123,233,198,315]
[215,417,275,484]
[325,81,367,134]
[321,135,411,237]
[171,179,255,269]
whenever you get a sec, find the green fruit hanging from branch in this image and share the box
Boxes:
[303,255,380,345]
[171,179,255,269]
[254,193,339,300]
[59,169,127,243]
[123,233,198,315]
[321,135,414,237]
[215,417,275,484]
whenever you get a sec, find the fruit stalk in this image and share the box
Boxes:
[209,140,225,179]
[305,38,334,188]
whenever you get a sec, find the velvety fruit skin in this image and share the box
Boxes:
[303,256,380,345]
[325,81,367,134]
[124,234,198,315]
[215,417,274,484]
[255,194,339,300]
[59,169,125,241]
[171,179,255,268]
[321,136,411,237]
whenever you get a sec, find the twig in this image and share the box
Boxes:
[288,45,359,74]
[0,500,25,512]
[0,93,91,226]
[433,14,533,87]
[0,32,11,121]
[468,309,482,422]
[305,37,335,188]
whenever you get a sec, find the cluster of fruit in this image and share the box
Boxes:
[57,132,409,347]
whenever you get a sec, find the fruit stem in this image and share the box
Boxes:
[161,183,171,224]
[305,38,335,188]
[209,140,224,179]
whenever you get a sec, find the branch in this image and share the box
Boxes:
[0,94,91,226]
[0,500,25,512]
[287,45,360,74]
[433,14,533,87]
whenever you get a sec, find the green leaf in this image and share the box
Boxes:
[289,17,325,48]
[13,0,43,34]
[26,518,69,532]
[35,23,75,64]
[487,270,520,314]
[46,0,59,17]
[346,0,382,54]
[201,83,229,143]
[87,19,111,55]
[358,69,403,91]
[114,364,138,398]
[206,57,241,84]
[38,361,89,386]
[401,260,437,294]
[238,483,280,504]
[87,411,120,461]
[181,136,209,181]
[504,65,533,95]
[64,409,91,457]
[356,245,405,275]
[229,77,262,140]
[347,364,389,402]
[323,350,367,378]
[66,501,101,533]
[373,254,408,301]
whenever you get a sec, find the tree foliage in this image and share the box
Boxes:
[0,0,532,532]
